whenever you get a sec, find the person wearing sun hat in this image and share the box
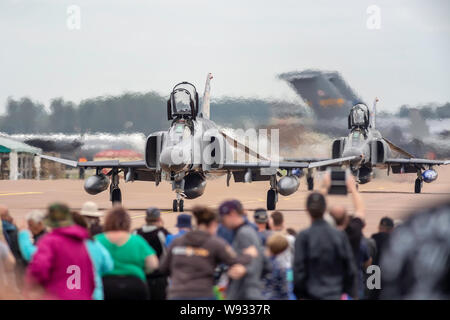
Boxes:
[80,201,104,236]
[26,203,95,300]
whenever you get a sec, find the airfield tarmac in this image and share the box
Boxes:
[0,166,449,236]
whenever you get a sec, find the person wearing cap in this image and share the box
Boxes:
[134,207,171,300]
[165,214,192,247]
[80,201,104,236]
[219,199,266,300]
[293,192,356,300]
[26,203,95,300]
[254,208,272,246]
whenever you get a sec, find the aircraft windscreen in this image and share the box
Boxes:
[173,91,191,114]
[352,108,365,126]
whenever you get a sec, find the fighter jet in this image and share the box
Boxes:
[40,74,355,210]
[302,99,450,193]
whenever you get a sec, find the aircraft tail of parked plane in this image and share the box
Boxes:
[279,70,362,119]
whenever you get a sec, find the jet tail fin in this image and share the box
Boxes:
[200,73,213,119]
[371,97,379,128]
[279,70,361,119]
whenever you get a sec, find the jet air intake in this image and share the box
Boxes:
[183,172,206,199]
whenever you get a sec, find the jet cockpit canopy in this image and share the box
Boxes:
[348,103,370,130]
[167,82,199,120]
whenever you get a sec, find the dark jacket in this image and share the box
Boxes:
[293,219,356,300]
[134,225,170,259]
[159,230,251,299]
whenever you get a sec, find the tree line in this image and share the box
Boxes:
[0,93,449,135]
[0,93,273,135]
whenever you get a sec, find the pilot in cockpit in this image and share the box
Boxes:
[173,91,191,114]
[348,103,370,135]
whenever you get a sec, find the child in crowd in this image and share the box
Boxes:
[262,234,290,300]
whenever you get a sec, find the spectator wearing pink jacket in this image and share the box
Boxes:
[26,203,95,300]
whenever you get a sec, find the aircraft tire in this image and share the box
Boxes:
[307,177,314,191]
[267,189,277,210]
[111,188,122,204]
[179,199,184,212]
[173,200,178,212]
[414,178,422,194]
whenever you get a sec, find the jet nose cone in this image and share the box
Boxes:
[160,147,189,173]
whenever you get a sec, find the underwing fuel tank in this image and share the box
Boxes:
[422,169,438,183]
[277,175,300,196]
[84,174,110,195]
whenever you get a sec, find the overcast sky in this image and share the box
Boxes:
[1,0,449,113]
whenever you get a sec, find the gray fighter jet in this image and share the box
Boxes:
[304,99,449,193]
[40,74,354,210]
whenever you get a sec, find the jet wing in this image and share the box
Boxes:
[39,154,152,169]
[306,156,360,169]
[219,130,269,161]
[282,157,330,162]
[215,160,310,170]
[386,158,450,166]
[383,138,414,158]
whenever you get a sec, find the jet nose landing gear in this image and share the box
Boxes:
[172,178,185,212]
[173,198,184,212]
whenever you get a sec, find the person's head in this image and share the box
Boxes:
[145,207,161,225]
[270,211,284,231]
[103,206,131,232]
[254,208,268,229]
[266,234,289,256]
[218,199,245,230]
[44,203,73,229]
[329,205,348,229]
[192,206,218,235]
[26,210,46,235]
[80,201,103,220]
[306,192,326,220]
[71,211,88,228]
[0,205,12,223]
[175,214,192,231]
[379,216,394,233]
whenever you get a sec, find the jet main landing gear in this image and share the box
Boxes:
[109,169,122,205]
[307,169,314,191]
[267,175,278,210]
[414,175,423,194]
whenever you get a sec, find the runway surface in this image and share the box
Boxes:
[0,166,449,236]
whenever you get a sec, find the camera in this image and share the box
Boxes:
[327,167,348,195]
